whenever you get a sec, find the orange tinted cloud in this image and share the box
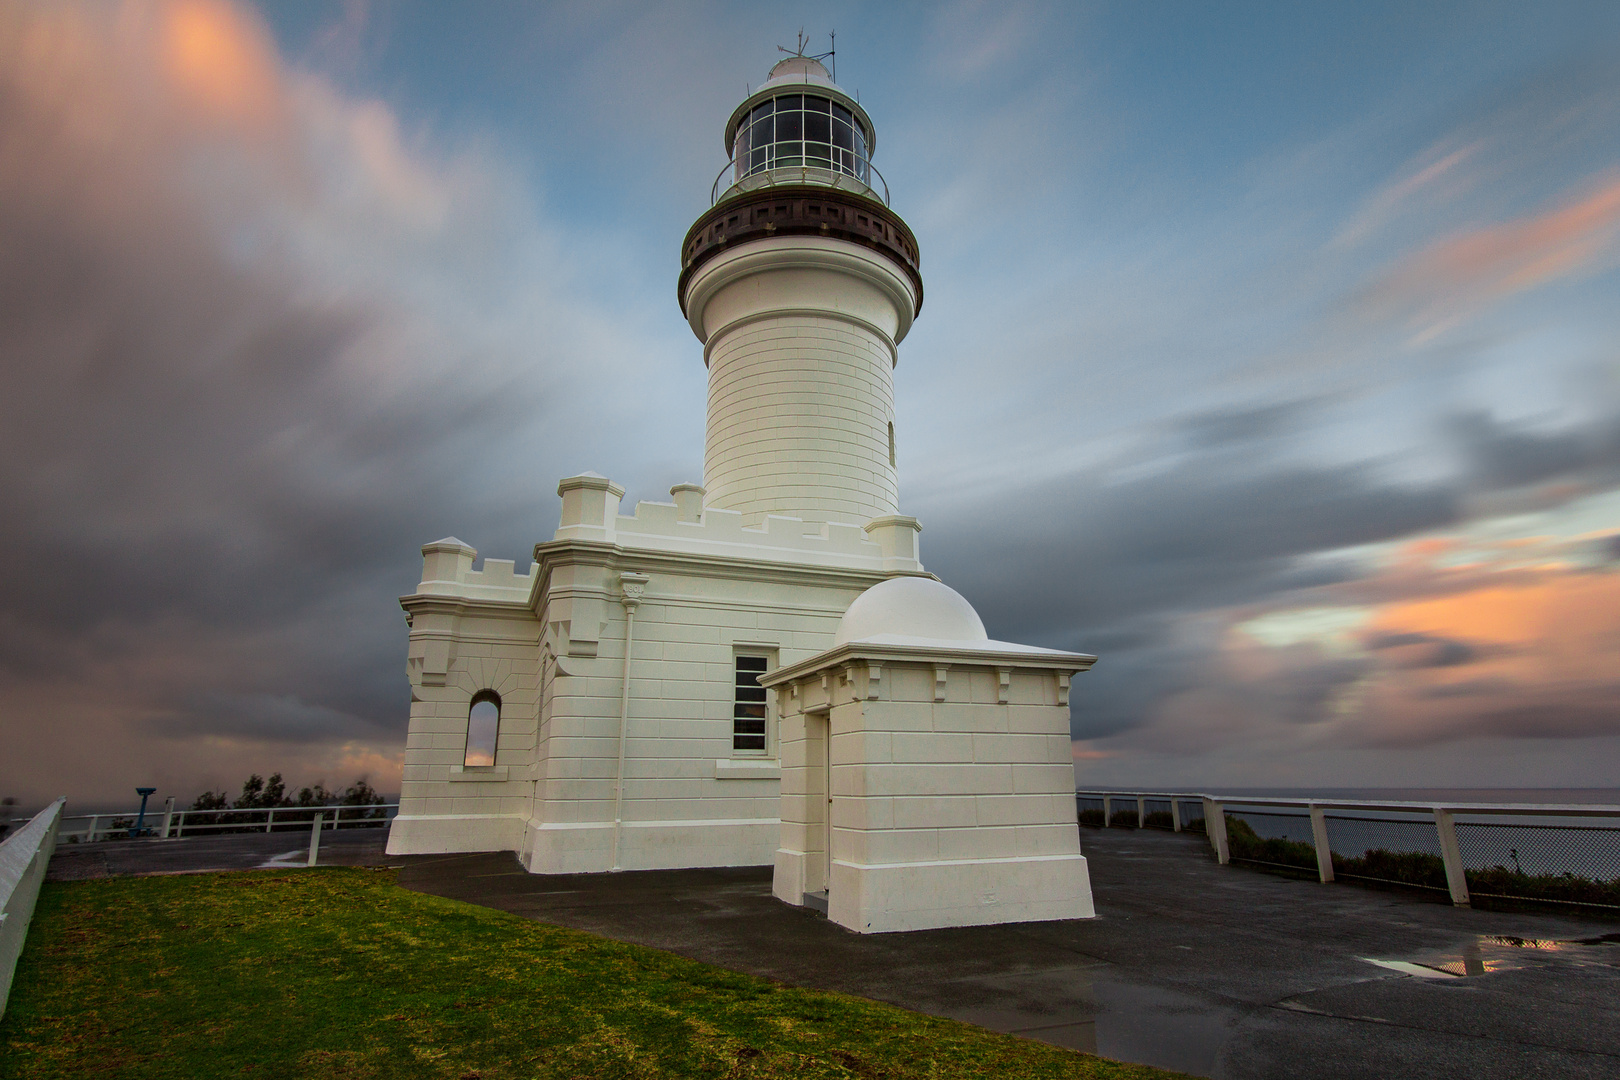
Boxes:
[161,0,281,129]
[1366,175,1620,340]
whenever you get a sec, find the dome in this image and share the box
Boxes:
[834,577,989,646]
[766,56,830,83]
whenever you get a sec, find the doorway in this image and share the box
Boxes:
[804,708,831,912]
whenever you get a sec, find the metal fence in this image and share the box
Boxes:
[6,802,398,845]
[1077,790,1620,912]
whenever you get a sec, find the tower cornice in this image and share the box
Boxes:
[682,238,918,355]
[678,185,922,317]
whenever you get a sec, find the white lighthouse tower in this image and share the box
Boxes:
[681,54,920,527]
[386,52,1096,934]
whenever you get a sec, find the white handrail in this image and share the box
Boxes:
[1076,790,1620,908]
[6,803,400,844]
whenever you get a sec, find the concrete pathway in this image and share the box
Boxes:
[395,828,1620,1080]
[45,827,390,880]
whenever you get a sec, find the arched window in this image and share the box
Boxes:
[464,691,501,767]
[888,421,896,467]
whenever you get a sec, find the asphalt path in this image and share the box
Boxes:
[45,827,390,880]
[395,828,1620,1080]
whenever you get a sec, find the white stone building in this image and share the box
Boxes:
[387,55,1097,931]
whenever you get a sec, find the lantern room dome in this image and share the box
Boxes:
[834,577,989,646]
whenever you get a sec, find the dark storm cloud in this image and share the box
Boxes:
[921,397,1620,748]
[0,2,587,801]
[1448,411,1614,491]
[1365,632,1479,669]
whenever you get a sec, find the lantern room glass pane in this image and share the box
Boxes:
[732,93,873,187]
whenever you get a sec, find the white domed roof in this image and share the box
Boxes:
[834,577,989,646]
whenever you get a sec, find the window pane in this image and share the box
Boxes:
[465,699,499,767]
[775,94,801,111]
[854,128,867,161]
[832,103,852,126]
[805,111,829,143]
[775,110,801,141]
[833,118,853,151]
[805,95,830,112]
[752,100,773,122]
[751,116,773,146]
[734,656,768,752]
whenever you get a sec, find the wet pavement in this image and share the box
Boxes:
[45,827,390,880]
[395,828,1620,1080]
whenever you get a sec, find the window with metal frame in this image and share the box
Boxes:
[733,94,871,186]
[733,655,769,752]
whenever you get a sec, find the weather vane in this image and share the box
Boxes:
[779,28,835,81]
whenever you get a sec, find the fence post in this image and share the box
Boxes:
[307,813,323,867]
[1433,808,1470,907]
[1136,795,1146,829]
[1171,799,1182,832]
[1309,804,1334,883]
[84,815,97,844]
[1102,795,1112,827]
[1203,799,1229,864]
[160,797,175,840]
[265,808,274,834]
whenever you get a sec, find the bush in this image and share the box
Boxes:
[1333,848,1447,889]
[1142,811,1175,829]
[1222,815,1620,910]
[1109,810,1138,829]
[181,775,387,834]
[1078,809,1106,827]
[1467,866,1620,908]
[1224,816,1317,871]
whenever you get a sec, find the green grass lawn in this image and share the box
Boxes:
[0,868,1192,1080]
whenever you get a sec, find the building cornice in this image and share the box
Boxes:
[532,537,909,594]
[762,640,1097,687]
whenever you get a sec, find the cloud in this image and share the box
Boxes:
[1361,175,1620,342]
[0,0,683,806]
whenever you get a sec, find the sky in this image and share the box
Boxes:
[3,0,1620,809]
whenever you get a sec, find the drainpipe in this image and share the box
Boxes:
[611,572,649,871]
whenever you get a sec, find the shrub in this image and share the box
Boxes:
[1224,816,1316,871]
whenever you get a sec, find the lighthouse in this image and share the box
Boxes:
[680,54,921,527]
[386,51,1096,933]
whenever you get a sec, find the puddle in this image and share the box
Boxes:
[1362,932,1620,979]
